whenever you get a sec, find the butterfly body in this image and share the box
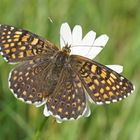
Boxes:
[0,24,135,121]
[42,50,70,94]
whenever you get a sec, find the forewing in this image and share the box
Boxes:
[70,55,135,105]
[46,67,88,121]
[0,24,58,63]
[9,56,53,106]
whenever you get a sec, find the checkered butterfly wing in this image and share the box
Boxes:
[9,56,54,106]
[70,55,135,105]
[0,24,58,63]
[46,67,88,120]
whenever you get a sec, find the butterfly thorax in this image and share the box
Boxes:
[54,50,69,66]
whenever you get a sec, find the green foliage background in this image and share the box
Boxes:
[0,0,140,140]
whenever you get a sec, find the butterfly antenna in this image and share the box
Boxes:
[71,44,104,48]
[85,40,95,56]
[60,33,67,47]
[48,17,53,23]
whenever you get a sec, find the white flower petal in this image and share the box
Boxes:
[85,35,109,59]
[93,34,109,47]
[70,46,89,56]
[82,30,96,45]
[71,31,96,57]
[60,22,72,48]
[106,65,123,73]
[43,105,51,117]
[84,47,102,59]
[72,25,82,45]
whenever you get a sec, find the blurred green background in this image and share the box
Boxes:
[0,0,140,140]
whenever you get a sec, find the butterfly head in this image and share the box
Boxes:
[62,44,71,55]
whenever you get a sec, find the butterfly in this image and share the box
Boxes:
[0,24,135,122]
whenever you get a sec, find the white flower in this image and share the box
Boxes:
[43,22,123,123]
[60,22,123,73]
